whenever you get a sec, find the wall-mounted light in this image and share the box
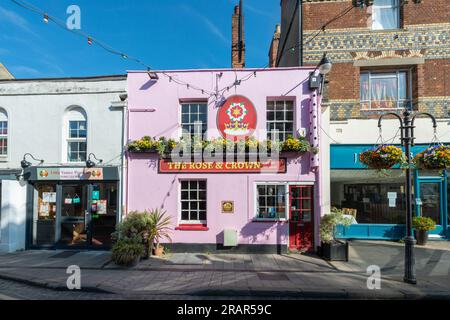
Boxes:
[86,153,103,168]
[147,70,159,80]
[318,53,332,75]
[21,153,44,169]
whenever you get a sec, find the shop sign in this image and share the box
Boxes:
[37,168,103,180]
[221,201,234,213]
[159,159,286,173]
[217,95,257,140]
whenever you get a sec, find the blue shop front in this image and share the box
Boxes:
[331,144,450,240]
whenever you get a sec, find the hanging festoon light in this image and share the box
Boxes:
[43,13,49,23]
[87,37,93,45]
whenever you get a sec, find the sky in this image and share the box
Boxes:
[0,0,281,78]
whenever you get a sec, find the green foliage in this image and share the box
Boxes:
[281,135,312,153]
[111,238,145,266]
[412,216,436,231]
[320,208,353,243]
[112,209,173,258]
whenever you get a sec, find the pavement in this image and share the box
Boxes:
[0,240,449,299]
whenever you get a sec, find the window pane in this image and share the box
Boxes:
[398,72,407,100]
[360,73,369,101]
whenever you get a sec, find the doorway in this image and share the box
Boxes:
[415,176,446,236]
[31,182,118,249]
[288,185,314,251]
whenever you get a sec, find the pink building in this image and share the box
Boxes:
[126,67,323,253]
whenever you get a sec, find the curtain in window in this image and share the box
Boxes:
[370,76,397,108]
[372,0,399,30]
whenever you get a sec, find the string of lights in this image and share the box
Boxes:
[9,0,217,96]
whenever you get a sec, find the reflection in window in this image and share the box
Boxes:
[372,0,400,30]
[256,184,286,220]
[181,103,207,138]
[0,109,8,156]
[65,108,87,162]
[180,180,207,223]
[267,100,294,142]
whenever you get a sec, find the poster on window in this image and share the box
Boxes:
[97,200,107,215]
[39,203,49,217]
[42,192,56,203]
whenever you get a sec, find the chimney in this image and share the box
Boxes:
[268,24,281,68]
[231,2,245,68]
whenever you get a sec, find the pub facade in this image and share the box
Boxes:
[126,67,326,253]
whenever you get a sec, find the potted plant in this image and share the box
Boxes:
[111,238,145,267]
[281,135,312,156]
[360,145,405,169]
[319,208,353,261]
[412,216,436,245]
[413,145,450,170]
[147,209,173,257]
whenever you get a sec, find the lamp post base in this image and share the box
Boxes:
[403,236,417,285]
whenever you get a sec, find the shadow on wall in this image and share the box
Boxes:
[239,221,287,254]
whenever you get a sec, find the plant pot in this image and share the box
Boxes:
[415,230,429,246]
[320,240,348,261]
[153,246,164,256]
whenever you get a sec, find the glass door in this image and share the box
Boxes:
[58,184,89,246]
[416,178,444,236]
[90,183,118,247]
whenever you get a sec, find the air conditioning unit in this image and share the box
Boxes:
[223,229,238,247]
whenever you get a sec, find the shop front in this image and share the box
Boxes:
[24,166,120,249]
[126,68,324,253]
[331,144,450,240]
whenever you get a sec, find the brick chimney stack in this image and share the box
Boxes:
[231,2,245,68]
[269,24,281,67]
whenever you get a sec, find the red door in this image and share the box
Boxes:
[289,185,314,252]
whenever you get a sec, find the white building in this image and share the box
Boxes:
[0,75,127,252]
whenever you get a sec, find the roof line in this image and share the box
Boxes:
[0,74,127,82]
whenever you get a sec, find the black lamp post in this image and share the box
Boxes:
[21,153,44,169]
[86,153,103,168]
[377,109,437,284]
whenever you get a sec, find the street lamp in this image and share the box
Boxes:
[309,53,332,93]
[86,153,103,168]
[21,153,44,169]
[318,53,332,75]
[378,109,437,284]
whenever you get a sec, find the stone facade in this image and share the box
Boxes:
[302,0,450,120]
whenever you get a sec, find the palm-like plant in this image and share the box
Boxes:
[146,208,173,257]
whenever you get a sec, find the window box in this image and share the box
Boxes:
[175,224,209,231]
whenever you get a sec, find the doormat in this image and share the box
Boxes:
[257,272,289,281]
[50,251,80,259]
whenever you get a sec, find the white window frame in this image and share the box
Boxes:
[371,0,400,30]
[360,70,411,110]
[63,109,87,164]
[0,112,8,159]
[266,100,295,142]
[179,179,207,225]
[253,182,315,222]
[179,102,208,140]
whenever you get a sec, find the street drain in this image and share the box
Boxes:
[257,273,289,281]
[50,251,80,258]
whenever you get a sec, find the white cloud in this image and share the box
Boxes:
[0,5,39,37]
[9,65,41,76]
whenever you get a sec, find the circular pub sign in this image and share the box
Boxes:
[217,95,257,140]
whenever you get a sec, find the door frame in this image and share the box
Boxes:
[288,184,315,251]
[414,170,447,236]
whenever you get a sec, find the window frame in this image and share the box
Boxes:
[179,179,207,225]
[179,102,208,140]
[371,0,400,30]
[360,69,412,110]
[67,120,88,163]
[266,99,295,143]
[0,120,8,158]
[253,182,314,222]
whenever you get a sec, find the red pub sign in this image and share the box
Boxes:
[217,95,257,140]
[159,159,286,173]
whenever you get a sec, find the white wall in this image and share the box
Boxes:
[0,180,27,252]
[329,118,450,145]
[0,76,126,252]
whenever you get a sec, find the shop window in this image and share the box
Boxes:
[33,184,57,245]
[360,70,410,110]
[256,184,287,220]
[267,100,294,142]
[64,108,87,163]
[0,109,8,156]
[180,103,207,139]
[339,183,406,224]
[372,0,400,30]
[180,180,207,223]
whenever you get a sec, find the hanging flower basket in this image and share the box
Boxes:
[413,145,450,170]
[359,145,404,169]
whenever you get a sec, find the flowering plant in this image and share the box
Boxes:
[359,145,404,169]
[414,145,450,170]
[281,135,311,153]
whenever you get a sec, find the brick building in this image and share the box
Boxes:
[272,0,450,240]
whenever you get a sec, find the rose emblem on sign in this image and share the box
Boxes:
[217,95,257,140]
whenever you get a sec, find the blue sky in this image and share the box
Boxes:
[0,0,280,78]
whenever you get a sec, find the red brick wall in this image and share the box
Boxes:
[422,59,450,97]
[403,0,450,26]
[327,63,360,100]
